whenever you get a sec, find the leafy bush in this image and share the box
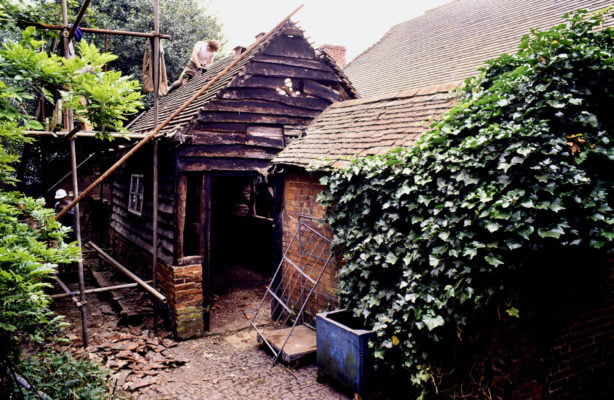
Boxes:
[322,9,614,397]
[0,15,142,399]
[15,351,115,400]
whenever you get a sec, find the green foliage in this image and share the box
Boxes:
[0,0,76,37]
[321,9,614,396]
[91,0,224,83]
[0,12,142,399]
[17,351,115,400]
[0,27,143,136]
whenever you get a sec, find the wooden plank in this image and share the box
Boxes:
[176,175,187,260]
[252,54,333,72]
[202,99,323,118]
[261,35,316,59]
[246,62,339,82]
[178,158,271,172]
[199,174,206,257]
[229,75,290,90]
[208,96,331,112]
[196,111,313,126]
[190,122,249,133]
[263,324,317,363]
[189,132,284,149]
[202,174,212,331]
[247,125,283,139]
[302,80,344,103]
[178,144,278,159]
[220,87,332,109]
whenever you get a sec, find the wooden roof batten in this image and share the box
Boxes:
[56,4,306,222]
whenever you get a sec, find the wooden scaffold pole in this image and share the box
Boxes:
[61,0,91,348]
[152,0,161,336]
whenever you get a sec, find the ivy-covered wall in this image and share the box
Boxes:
[321,9,614,399]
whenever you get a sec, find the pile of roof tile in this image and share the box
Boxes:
[71,329,188,391]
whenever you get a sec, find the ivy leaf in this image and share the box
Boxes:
[506,307,520,318]
[422,314,445,331]
[385,252,398,265]
[537,226,565,239]
[485,255,504,267]
[485,222,501,232]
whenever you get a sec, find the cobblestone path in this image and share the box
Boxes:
[132,328,350,400]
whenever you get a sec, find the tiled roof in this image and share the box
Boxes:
[345,0,614,97]
[127,53,235,134]
[272,82,460,169]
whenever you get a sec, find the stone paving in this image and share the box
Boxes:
[132,328,351,400]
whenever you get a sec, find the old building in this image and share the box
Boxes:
[110,18,356,338]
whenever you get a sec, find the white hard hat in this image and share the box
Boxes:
[55,189,68,199]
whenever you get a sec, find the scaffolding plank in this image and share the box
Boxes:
[265,325,316,363]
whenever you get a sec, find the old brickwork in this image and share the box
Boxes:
[109,229,204,339]
[156,263,204,340]
[281,171,339,317]
[542,258,614,399]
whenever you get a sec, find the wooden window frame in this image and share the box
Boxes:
[128,174,144,215]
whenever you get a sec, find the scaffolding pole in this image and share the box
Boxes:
[61,0,88,348]
[32,22,171,39]
[152,0,161,336]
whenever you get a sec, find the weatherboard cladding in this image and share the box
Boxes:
[345,0,614,97]
[128,20,356,137]
[273,82,459,169]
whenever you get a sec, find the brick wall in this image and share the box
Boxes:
[443,257,614,399]
[542,258,613,399]
[156,262,204,340]
[281,171,339,318]
[109,228,204,339]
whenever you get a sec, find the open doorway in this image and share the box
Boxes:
[207,174,274,332]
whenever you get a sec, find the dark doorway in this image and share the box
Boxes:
[207,174,274,332]
[183,174,202,257]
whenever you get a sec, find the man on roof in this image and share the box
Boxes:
[169,39,220,91]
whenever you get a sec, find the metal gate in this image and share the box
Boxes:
[249,216,332,364]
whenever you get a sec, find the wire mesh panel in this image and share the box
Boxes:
[249,216,332,364]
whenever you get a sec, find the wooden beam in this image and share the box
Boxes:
[68,0,92,40]
[50,280,153,298]
[176,174,187,261]
[246,62,339,82]
[33,22,171,39]
[87,241,167,303]
[252,54,334,71]
[196,111,313,126]
[302,80,344,103]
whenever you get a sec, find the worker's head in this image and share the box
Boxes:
[207,39,219,53]
[55,188,68,200]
